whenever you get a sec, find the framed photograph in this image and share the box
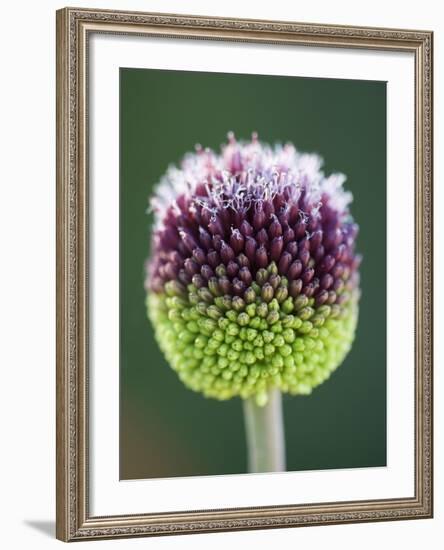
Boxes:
[56,7,433,541]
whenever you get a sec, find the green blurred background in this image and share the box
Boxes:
[120,68,386,480]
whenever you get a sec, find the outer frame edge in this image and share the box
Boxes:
[55,6,433,542]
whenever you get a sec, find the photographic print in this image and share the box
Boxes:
[120,69,386,480]
[56,8,432,540]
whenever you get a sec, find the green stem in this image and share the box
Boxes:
[243,389,286,473]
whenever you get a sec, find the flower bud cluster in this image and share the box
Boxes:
[146,134,361,405]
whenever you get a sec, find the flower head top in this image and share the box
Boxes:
[146,133,361,406]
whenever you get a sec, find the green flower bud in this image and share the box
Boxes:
[261,283,274,303]
[257,303,268,318]
[256,268,268,285]
[266,310,280,325]
[207,305,222,320]
[275,286,288,303]
[237,312,250,326]
[244,287,256,304]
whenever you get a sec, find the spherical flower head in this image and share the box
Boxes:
[145,133,361,406]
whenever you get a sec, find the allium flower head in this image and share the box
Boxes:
[145,133,361,406]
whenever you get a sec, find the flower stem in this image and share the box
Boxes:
[243,389,286,473]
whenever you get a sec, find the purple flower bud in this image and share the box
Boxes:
[200,264,214,280]
[301,267,315,284]
[299,237,310,251]
[333,243,346,261]
[269,217,283,238]
[178,269,190,285]
[199,227,212,249]
[226,260,239,277]
[208,215,224,236]
[253,204,267,231]
[301,282,312,297]
[320,273,334,289]
[239,266,253,286]
[207,250,220,268]
[159,227,179,249]
[310,230,323,250]
[288,260,303,280]
[236,253,250,268]
[184,258,199,276]
[319,254,335,273]
[294,220,307,239]
[256,245,269,268]
[333,278,345,293]
[233,209,246,228]
[230,228,245,253]
[288,205,299,225]
[256,228,269,245]
[268,273,281,290]
[283,227,295,244]
[286,241,298,257]
[299,249,310,267]
[273,193,286,212]
[192,274,205,288]
[263,200,275,218]
[218,276,231,295]
[240,219,254,237]
[331,263,344,278]
[270,236,284,262]
[324,227,343,249]
[314,245,325,263]
[164,262,178,280]
[232,278,246,296]
[212,234,223,251]
[220,242,235,263]
[278,251,292,274]
[245,237,257,262]
[192,247,206,265]
[179,229,198,253]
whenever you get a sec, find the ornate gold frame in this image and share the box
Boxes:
[56,7,433,542]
